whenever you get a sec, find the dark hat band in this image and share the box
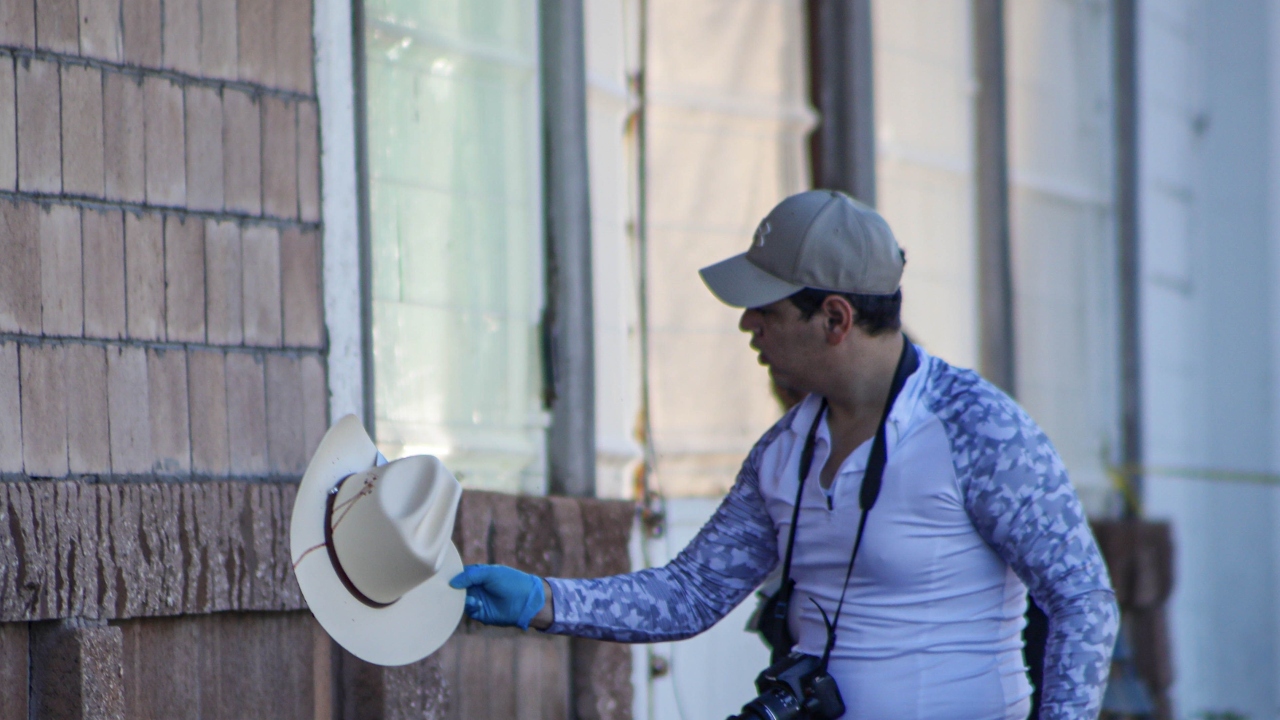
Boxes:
[325,475,396,609]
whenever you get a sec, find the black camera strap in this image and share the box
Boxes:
[766,338,918,665]
[758,396,826,662]
[820,339,918,665]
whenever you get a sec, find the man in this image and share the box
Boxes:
[451,190,1118,719]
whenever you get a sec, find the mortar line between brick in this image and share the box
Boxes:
[0,334,328,357]
[0,190,323,230]
[0,46,317,103]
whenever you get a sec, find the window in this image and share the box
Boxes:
[363,0,547,493]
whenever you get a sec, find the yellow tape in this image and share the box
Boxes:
[1105,459,1280,517]
[1115,464,1280,485]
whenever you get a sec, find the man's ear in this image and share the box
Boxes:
[820,295,856,344]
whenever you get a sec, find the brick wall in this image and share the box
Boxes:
[0,0,328,717]
[0,486,635,720]
[0,0,325,484]
[345,492,635,720]
[0,2,636,718]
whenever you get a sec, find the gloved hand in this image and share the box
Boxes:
[449,564,547,630]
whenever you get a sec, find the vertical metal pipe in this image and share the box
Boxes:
[541,0,597,497]
[808,0,876,205]
[1114,0,1142,516]
[972,0,1017,396]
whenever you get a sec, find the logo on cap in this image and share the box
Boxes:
[754,221,771,248]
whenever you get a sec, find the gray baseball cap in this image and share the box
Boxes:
[699,190,904,308]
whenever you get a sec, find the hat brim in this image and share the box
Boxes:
[699,253,805,308]
[291,415,465,667]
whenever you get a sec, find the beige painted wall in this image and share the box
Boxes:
[1006,0,1119,515]
[874,0,1119,515]
[875,0,979,370]
[643,0,815,497]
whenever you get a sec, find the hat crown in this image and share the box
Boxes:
[330,455,462,605]
[745,190,903,295]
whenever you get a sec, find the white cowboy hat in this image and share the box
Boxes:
[290,414,465,666]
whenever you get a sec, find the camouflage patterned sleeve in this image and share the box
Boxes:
[933,366,1119,720]
[542,423,788,643]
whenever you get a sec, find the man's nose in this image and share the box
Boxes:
[739,309,760,333]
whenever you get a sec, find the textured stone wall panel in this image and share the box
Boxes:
[453,490,493,565]
[515,495,560,577]
[198,0,236,78]
[1,483,633,719]
[78,0,122,61]
[0,198,41,334]
[0,0,36,48]
[16,57,61,193]
[29,620,126,720]
[0,342,22,473]
[34,0,79,53]
[382,637,454,720]
[60,63,105,196]
[82,209,127,340]
[517,633,570,720]
[365,492,633,720]
[0,57,12,192]
[548,496,587,578]
[103,71,146,202]
[0,481,303,622]
[572,638,633,720]
[580,499,635,578]
[452,491,632,578]
[37,205,84,337]
[117,611,322,720]
[0,622,27,720]
[488,493,522,567]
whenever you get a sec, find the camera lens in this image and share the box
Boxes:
[729,687,803,720]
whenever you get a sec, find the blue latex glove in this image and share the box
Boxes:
[449,564,546,630]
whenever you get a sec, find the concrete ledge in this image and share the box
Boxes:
[0,482,636,621]
[0,483,637,719]
[0,480,302,621]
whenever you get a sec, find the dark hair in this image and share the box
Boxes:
[787,287,903,336]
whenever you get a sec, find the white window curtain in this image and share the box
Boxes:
[363,0,547,493]
[644,0,815,498]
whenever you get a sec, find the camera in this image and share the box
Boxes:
[726,652,845,720]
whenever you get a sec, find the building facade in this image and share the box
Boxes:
[0,0,632,717]
[4,0,1280,718]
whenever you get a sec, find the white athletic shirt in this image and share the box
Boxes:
[547,345,1118,720]
[760,379,1032,718]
